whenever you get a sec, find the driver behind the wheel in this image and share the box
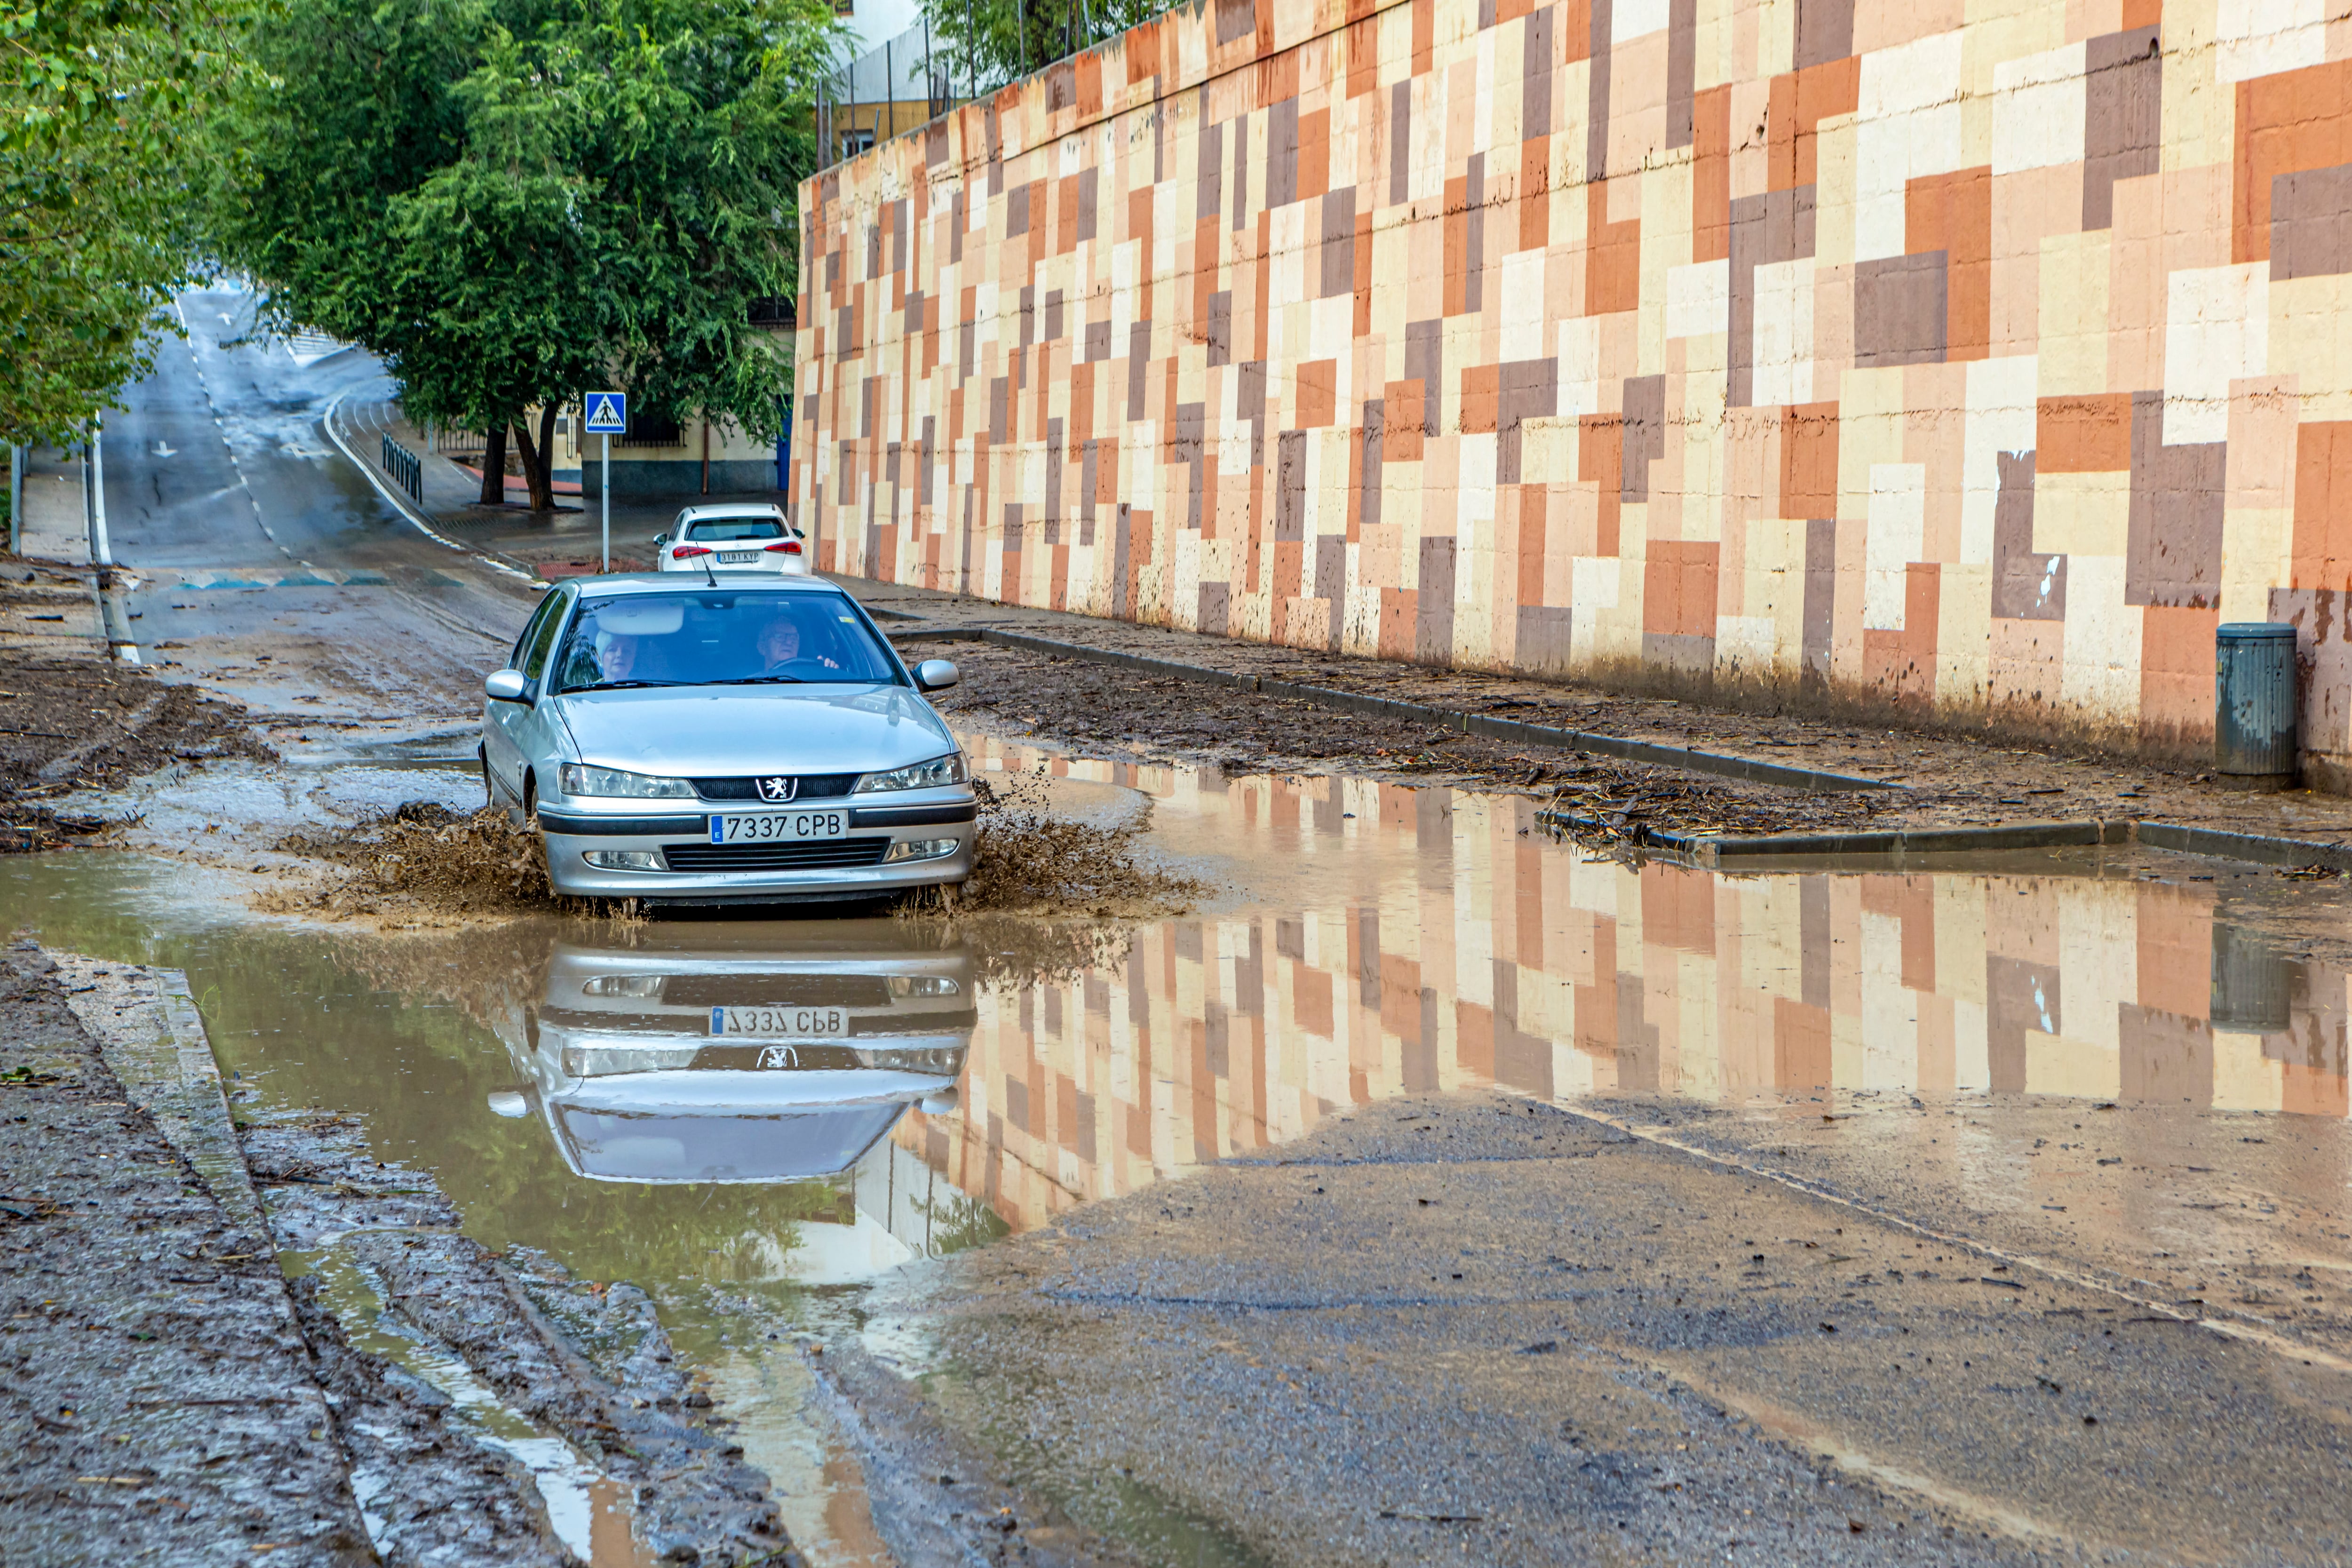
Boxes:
[756,613,842,675]
[598,632,646,683]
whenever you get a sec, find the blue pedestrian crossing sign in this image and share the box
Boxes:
[583,392,627,435]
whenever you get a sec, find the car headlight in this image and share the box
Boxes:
[853,753,969,793]
[886,975,962,997]
[558,763,696,799]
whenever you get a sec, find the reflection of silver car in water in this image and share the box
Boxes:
[488,928,972,1185]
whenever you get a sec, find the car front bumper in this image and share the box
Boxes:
[536,795,975,902]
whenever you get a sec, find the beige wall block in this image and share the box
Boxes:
[2270,271,2352,422]
[2039,230,2111,394]
[2059,552,2141,725]
[2033,469,2132,557]
[2220,507,2293,624]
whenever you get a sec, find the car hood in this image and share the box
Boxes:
[551,684,955,777]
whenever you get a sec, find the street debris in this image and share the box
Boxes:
[0,650,267,851]
[930,643,1907,839]
[896,770,1208,987]
[272,801,560,919]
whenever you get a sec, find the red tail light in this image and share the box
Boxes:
[672,544,713,557]
[763,539,804,554]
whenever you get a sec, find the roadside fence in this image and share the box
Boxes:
[381,435,422,502]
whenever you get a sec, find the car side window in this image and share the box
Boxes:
[520,588,575,683]
[510,590,563,670]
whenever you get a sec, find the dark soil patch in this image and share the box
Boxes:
[927,644,1900,841]
[0,649,271,846]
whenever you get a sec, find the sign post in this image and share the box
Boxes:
[582,391,628,572]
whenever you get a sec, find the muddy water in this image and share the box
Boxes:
[7,736,2352,1565]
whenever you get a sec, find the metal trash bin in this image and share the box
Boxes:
[2215,622,2298,788]
[2209,921,2295,1034]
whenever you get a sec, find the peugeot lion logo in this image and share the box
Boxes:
[757,775,797,803]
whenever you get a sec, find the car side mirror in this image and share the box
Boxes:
[486,1090,529,1119]
[485,669,530,702]
[914,658,959,692]
[653,534,668,549]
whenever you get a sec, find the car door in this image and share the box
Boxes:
[486,585,574,803]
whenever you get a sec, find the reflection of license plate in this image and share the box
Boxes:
[709,1006,849,1038]
[718,550,760,564]
[711,810,847,844]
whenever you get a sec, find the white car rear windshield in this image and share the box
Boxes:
[683,516,786,541]
[552,592,899,692]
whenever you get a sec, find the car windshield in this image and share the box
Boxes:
[551,591,899,692]
[683,516,786,541]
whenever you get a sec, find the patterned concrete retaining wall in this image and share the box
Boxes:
[795,0,2352,780]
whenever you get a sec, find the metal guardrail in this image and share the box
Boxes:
[380,434,422,502]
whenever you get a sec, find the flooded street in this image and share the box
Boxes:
[12,728,2352,1563]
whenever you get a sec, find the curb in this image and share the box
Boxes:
[2135,821,2352,871]
[889,623,1899,795]
[1536,811,2352,873]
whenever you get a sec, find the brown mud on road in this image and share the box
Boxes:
[260,768,1209,947]
[926,642,1905,844]
[858,577,2352,849]
[0,647,271,852]
[0,943,373,1567]
[8,951,814,1567]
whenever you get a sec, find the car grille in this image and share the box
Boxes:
[692,773,857,802]
[660,838,892,873]
[661,975,891,1008]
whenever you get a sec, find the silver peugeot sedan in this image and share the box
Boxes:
[479,574,974,904]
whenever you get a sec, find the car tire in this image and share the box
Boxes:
[479,744,493,810]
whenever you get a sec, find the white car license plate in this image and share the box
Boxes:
[709,1006,849,1038]
[710,809,847,844]
[717,550,760,564]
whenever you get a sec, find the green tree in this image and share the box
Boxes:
[215,0,845,510]
[914,0,1162,103]
[0,0,239,446]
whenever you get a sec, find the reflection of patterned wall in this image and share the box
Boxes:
[899,758,2351,1233]
[796,0,2352,773]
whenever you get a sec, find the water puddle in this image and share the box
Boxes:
[7,733,2351,1564]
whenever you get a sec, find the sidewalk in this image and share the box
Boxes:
[831,571,2352,854]
[1,445,107,658]
[345,398,784,579]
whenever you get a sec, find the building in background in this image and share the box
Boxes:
[827,16,954,159]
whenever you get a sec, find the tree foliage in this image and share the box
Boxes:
[0,0,240,445]
[913,0,1164,103]
[214,0,845,507]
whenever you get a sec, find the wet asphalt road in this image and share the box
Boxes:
[92,290,539,723]
[902,1092,2352,1567]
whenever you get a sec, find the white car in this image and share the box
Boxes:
[653,503,809,574]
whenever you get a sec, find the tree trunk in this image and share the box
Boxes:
[479,423,508,506]
[512,406,557,512]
